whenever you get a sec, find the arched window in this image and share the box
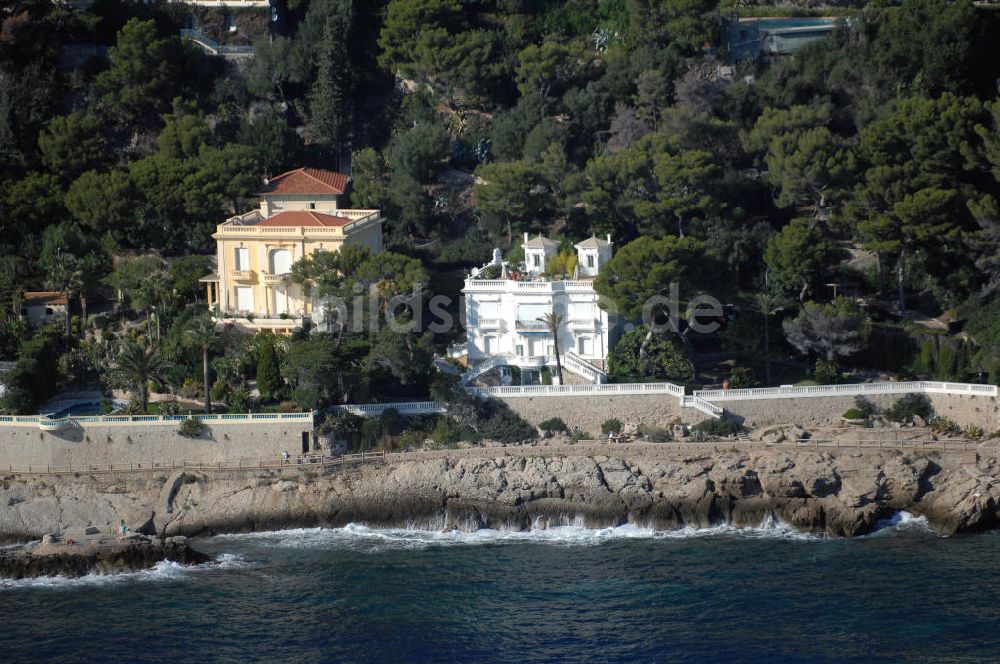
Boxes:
[270,248,292,275]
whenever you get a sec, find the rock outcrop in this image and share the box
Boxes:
[0,445,997,541]
[0,531,210,579]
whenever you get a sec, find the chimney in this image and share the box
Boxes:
[607,234,612,245]
[523,232,529,244]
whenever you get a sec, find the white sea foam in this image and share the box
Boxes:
[868,511,938,537]
[215,514,823,552]
[0,552,251,591]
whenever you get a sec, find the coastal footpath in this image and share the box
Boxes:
[0,442,997,541]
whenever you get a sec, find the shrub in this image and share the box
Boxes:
[179,378,201,399]
[963,424,985,440]
[210,379,228,402]
[853,396,877,418]
[277,401,301,413]
[690,415,744,440]
[158,399,181,416]
[538,417,568,433]
[637,424,672,442]
[431,417,459,447]
[608,326,694,381]
[601,418,623,434]
[929,416,960,435]
[474,398,537,443]
[318,410,363,444]
[730,365,756,388]
[541,366,552,385]
[360,418,383,450]
[842,408,865,420]
[885,393,934,423]
[178,418,207,438]
[813,358,842,385]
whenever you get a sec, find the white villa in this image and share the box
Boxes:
[462,233,619,385]
[201,167,383,333]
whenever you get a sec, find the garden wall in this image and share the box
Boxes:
[713,394,1000,431]
[490,393,711,433]
[0,419,314,470]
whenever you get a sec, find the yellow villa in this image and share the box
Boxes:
[201,167,383,332]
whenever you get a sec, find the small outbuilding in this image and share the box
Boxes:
[21,291,69,329]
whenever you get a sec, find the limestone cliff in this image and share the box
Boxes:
[0,445,997,541]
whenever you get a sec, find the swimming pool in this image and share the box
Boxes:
[47,400,126,418]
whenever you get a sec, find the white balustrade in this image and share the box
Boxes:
[468,382,685,398]
[695,381,998,402]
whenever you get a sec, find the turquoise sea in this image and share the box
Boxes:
[1,515,998,663]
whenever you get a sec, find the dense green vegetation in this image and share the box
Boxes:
[2,0,1000,420]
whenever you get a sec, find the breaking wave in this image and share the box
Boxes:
[216,514,823,552]
[0,552,250,591]
[868,511,937,537]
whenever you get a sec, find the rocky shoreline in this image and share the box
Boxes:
[0,530,210,579]
[0,444,998,543]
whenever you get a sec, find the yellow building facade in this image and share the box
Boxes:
[203,167,383,333]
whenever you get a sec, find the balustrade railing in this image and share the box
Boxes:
[695,381,998,402]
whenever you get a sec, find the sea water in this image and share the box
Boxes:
[1,515,998,663]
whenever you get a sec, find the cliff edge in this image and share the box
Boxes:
[0,444,996,541]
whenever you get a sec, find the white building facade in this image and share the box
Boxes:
[462,234,618,385]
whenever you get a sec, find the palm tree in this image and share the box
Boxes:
[537,311,566,384]
[185,316,219,414]
[45,257,83,336]
[752,291,786,385]
[116,338,166,414]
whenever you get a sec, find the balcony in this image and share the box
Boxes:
[514,320,549,332]
[513,355,549,368]
[476,318,501,329]
[262,272,290,286]
[231,269,254,282]
[569,318,600,331]
[464,278,597,294]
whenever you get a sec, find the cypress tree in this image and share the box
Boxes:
[256,337,283,402]
[309,3,354,155]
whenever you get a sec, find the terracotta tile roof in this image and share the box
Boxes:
[257,211,353,227]
[258,168,348,195]
[23,291,68,306]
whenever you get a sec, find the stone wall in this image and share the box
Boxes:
[715,393,1000,431]
[0,420,314,469]
[491,393,711,433]
[492,391,1000,434]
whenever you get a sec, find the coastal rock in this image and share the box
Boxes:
[0,445,997,540]
[0,531,210,579]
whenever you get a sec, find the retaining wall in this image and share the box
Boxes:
[490,393,711,432]
[492,391,1000,433]
[0,420,314,469]
[708,393,1000,431]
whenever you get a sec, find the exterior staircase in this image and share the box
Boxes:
[561,351,608,384]
[461,355,509,385]
[462,351,608,386]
